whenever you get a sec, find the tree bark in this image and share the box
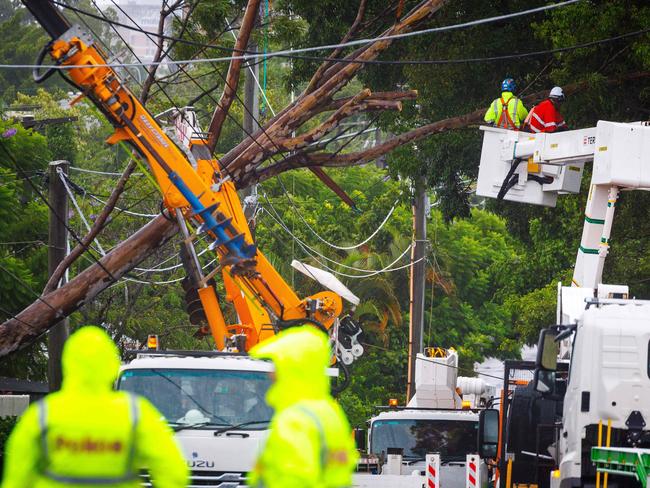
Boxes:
[207,0,262,152]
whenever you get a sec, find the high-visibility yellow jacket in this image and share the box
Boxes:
[1,326,189,488]
[484,91,528,129]
[248,327,358,488]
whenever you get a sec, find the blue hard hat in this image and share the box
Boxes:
[501,78,516,92]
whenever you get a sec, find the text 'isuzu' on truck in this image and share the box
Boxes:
[474,120,650,488]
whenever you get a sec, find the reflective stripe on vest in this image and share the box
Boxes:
[38,394,140,485]
[295,405,328,473]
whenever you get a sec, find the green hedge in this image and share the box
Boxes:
[0,416,17,478]
[0,416,17,448]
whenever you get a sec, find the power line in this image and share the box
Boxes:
[8,26,644,70]
[259,201,422,278]
[0,261,58,313]
[42,0,581,68]
[69,166,144,177]
[0,304,41,330]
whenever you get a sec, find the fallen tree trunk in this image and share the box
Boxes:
[0,215,178,355]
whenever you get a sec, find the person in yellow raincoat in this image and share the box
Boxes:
[1,326,189,488]
[248,325,358,488]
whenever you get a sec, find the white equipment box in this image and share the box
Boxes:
[476,126,595,207]
[592,121,650,187]
[476,122,650,207]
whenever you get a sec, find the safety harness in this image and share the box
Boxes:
[494,95,520,129]
[37,393,140,485]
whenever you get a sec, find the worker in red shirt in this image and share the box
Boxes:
[524,86,568,133]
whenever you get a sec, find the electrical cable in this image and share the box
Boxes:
[0,142,118,283]
[43,0,583,68]
[260,202,422,278]
[0,261,58,313]
[69,166,143,177]
[0,304,40,329]
[9,26,646,70]
[270,112,385,248]
[58,168,106,255]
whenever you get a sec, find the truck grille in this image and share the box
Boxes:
[140,470,247,487]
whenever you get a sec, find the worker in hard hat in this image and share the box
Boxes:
[484,78,529,130]
[248,326,358,488]
[1,326,189,488]
[524,86,569,133]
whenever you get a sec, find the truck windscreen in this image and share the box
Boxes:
[118,369,273,429]
[370,419,478,461]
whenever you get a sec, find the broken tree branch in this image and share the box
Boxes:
[220,0,448,178]
[320,90,417,113]
[207,0,262,152]
[276,89,372,152]
[241,71,650,185]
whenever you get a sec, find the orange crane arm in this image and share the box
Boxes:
[23,1,345,351]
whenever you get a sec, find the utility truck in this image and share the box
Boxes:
[474,121,650,488]
[353,348,495,488]
[117,342,351,487]
[118,350,272,487]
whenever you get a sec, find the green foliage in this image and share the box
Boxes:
[0,416,17,448]
[1,0,649,429]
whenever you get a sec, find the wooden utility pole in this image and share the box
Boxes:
[407,176,427,401]
[47,160,70,391]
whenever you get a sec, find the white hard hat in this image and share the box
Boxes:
[178,409,208,424]
[549,86,565,99]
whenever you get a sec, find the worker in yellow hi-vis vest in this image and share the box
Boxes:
[484,78,528,130]
[248,326,358,488]
[1,326,188,488]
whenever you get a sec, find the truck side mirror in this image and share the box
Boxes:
[533,368,556,395]
[354,428,367,451]
[478,409,499,459]
[536,328,559,371]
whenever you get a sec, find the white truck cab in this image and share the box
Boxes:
[354,349,493,488]
[117,352,273,487]
[551,298,650,488]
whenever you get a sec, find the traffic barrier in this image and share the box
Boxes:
[426,454,440,488]
[466,454,481,488]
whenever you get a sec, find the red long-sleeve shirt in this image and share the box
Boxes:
[524,99,568,133]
